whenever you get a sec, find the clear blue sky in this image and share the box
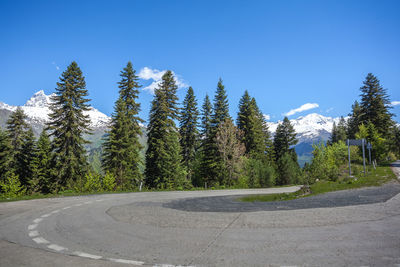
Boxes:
[1,0,399,123]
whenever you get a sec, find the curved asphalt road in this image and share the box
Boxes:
[0,162,399,266]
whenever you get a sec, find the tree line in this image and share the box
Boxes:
[0,62,399,196]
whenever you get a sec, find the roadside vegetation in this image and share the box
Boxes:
[1,62,399,201]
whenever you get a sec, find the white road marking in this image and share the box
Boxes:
[62,206,71,210]
[47,244,67,251]
[28,230,39,237]
[109,258,145,265]
[33,237,50,244]
[33,218,43,224]
[28,224,38,230]
[51,209,60,214]
[41,213,51,218]
[74,203,82,207]
[95,199,103,202]
[73,251,102,259]
[84,201,93,204]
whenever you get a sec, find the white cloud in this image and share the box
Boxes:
[51,61,60,70]
[284,103,319,116]
[263,114,271,121]
[326,107,334,113]
[391,101,400,106]
[138,67,188,94]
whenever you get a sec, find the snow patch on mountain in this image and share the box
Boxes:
[0,90,110,128]
[267,113,341,143]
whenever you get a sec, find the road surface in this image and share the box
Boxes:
[0,164,400,266]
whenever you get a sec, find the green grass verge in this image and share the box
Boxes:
[239,165,397,202]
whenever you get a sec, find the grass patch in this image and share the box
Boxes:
[239,165,397,202]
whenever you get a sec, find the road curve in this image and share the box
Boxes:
[1,182,400,266]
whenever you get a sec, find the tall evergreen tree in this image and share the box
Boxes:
[6,108,32,186]
[179,87,199,182]
[237,91,271,159]
[347,100,362,139]
[30,130,52,193]
[19,128,36,188]
[0,128,11,182]
[273,117,298,161]
[359,73,393,136]
[330,117,347,144]
[47,61,91,189]
[145,71,184,189]
[102,62,143,189]
[202,79,231,186]
[200,94,212,139]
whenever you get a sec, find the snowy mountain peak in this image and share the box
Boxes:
[25,90,55,108]
[1,91,110,128]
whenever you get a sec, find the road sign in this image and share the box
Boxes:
[346,139,364,146]
[367,142,372,149]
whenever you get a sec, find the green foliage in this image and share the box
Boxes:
[237,91,272,160]
[0,128,11,182]
[307,141,348,182]
[102,172,116,191]
[30,130,52,193]
[179,87,199,182]
[359,73,394,137]
[0,172,26,198]
[329,117,347,145]
[242,157,276,188]
[215,118,246,186]
[355,123,388,162]
[83,172,102,193]
[273,117,298,161]
[47,61,91,190]
[145,71,185,189]
[276,152,302,185]
[102,62,143,189]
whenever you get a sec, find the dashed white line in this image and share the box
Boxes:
[84,201,93,204]
[29,230,39,237]
[51,209,60,214]
[33,237,50,244]
[41,213,51,218]
[33,218,43,224]
[47,244,67,252]
[73,251,102,259]
[108,258,145,265]
[74,203,82,207]
[95,199,104,202]
[62,206,71,210]
[28,224,38,230]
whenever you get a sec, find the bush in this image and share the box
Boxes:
[102,172,116,191]
[83,172,102,193]
[242,157,276,188]
[277,152,302,185]
[0,172,26,198]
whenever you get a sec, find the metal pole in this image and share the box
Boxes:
[368,143,371,165]
[362,139,366,175]
[347,139,351,176]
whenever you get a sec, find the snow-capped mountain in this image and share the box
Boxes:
[267,113,342,165]
[267,113,341,143]
[0,90,110,129]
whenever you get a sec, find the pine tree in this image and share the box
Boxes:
[31,130,52,193]
[0,128,11,183]
[201,79,231,186]
[102,62,143,189]
[19,128,36,188]
[330,117,347,144]
[179,87,199,182]
[359,73,393,137]
[196,95,213,187]
[273,117,298,161]
[145,71,184,189]
[6,108,32,187]
[237,91,271,160]
[47,61,91,189]
[347,101,362,139]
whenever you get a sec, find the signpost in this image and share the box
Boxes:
[346,139,367,176]
[367,142,372,165]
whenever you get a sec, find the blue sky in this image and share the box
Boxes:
[0,0,399,122]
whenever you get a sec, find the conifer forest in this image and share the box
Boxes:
[1,62,399,197]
